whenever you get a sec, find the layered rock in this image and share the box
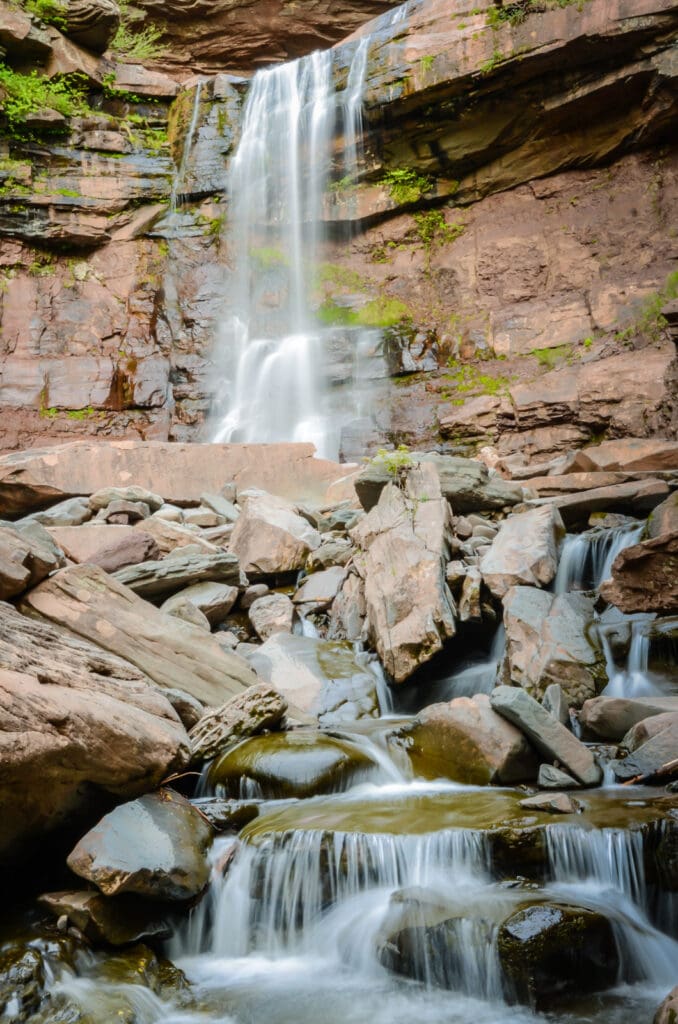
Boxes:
[189,683,287,763]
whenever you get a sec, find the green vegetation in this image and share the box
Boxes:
[479,49,504,75]
[444,358,511,396]
[39,406,58,418]
[381,168,433,206]
[582,336,593,348]
[530,343,572,368]
[318,295,411,329]
[614,270,678,345]
[413,210,465,262]
[23,0,67,30]
[328,175,355,193]
[420,55,435,73]
[110,0,164,61]
[250,246,288,270]
[0,64,90,135]
[66,406,95,420]
[367,444,414,476]
[27,251,56,276]
[486,0,586,28]
[314,262,367,291]
[55,187,79,197]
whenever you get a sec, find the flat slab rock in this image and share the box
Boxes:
[67,789,213,901]
[114,549,245,600]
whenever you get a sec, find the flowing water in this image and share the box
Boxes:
[554,522,645,595]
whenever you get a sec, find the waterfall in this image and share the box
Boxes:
[554,521,644,594]
[600,616,663,698]
[170,80,205,213]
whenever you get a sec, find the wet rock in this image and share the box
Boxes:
[497,902,618,1008]
[401,694,538,786]
[197,799,260,832]
[114,549,244,601]
[600,533,678,614]
[88,943,190,1002]
[21,563,258,707]
[654,985,678,1024]
[480,506,565,598]
[519,793,580,814]
[610,712,678,782]
[490,686,602,786]
[229,489,322,576]
[537,765,579,790]
[208,731,376,799]
[247,633,378,724]
[501,587,606,706]
[189,683,287,763]
[0,937,80,1021]
[579,696,678,742]
[162,581,238,626]
[0,601,189,861]
[351,462,456,683]
[293,566,347,608]
[248,593,295,640]
[39,890,170,946]
[68,789,213,901]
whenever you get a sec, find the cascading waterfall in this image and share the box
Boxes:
[554,521,644,594]
[170,80,205,214]
[600,616,666,698]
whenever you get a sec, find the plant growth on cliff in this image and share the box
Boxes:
[382,168,433,205]
[111,0,164,61]
[22,0,67,30]
[0,64,90,135]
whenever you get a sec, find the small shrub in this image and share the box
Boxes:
[367,444,413,477]
[110,0,164,61]
[0,64,90,135]
[381,168,433,206]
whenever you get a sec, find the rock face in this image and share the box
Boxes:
[600,534,678,614]
[501,587,606,706]
[65,0,120,53]
[21,563,258,706]
[67,789,213,901]
[229,489,322,576]
[0,602,189,861]
[480,507,565,599]
[188,683,287,763]
[401,694,538,785]
[490,686,602,786]
[351,462,456,683]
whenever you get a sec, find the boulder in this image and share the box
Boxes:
[161,581,238,626]
[350,462,456,683]
[240,583,269,609]
[114,549,245,600]
[0,521,64,600]
[307,537,352,571]
[229,489,321,576]
[327,570,366,642]
[542,683,570,728]
[160,688,204,730]
[67,789,213,901]
[600,533,678,613]
[579,695,678,742]
[647,492,678,539]
[247,632,378,724]
[90,486,164,512]
[200,492,240,522]
[65,0,121,53]
[90,530,160,572]
[480,506,565,599]
[22,496,91,527]
[501,587,606,706]
[45,524,140,564]
[207,731,376,799]
[519,793,580,814]
[39,890,170,946]
[533,478,670,528]
[0,602,189,861]
[248,593,295,640]
[610,712,678,782]
[138,516,220,555]
[401,694,538,785]
[458,566,482,622]
[490,686,602,786]
[161,595,211,632]
[188,683,287,763]
[537,764,579,789]
[654,986,678,1024]
[497,903,618,1008]
[293,565,347,607]
[585,438,678,473]
[21,563,258,706]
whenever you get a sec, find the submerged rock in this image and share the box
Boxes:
[188,683,287,763]
[400,694,538,786]
[497,902,618,1008]
[480,506,565,599]
[67,789,213,901]
[208,730,377,798]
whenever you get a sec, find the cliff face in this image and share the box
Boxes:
[0,0,676,456]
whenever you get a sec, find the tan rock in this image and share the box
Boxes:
[89,530,160,572]
[46,524,138,563]
[293,566,347,607]
[248,593,295,641]
[599,533,678,613]
[520,793,580,814]
[114,549,244,601]
[584,437,678,473]
[647,492,678,539]
[0,521,64,600]
[327,570,366,642]
[654,985,678,1024]
[579,695,678,742]
[402,694,538,785]
[188,683,287,762]
[65,0,120,54]
[480,506,565,599]
[162,581,238,626]
[532,479,670,528]
[230,489,321,576]
[610,712,678,781]
[137,516,219,555]
[21,563,258,706]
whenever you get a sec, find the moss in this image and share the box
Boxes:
[23,0,67,30]
[444,358,511,396]
[419,55,435,73]
[66,406,95,420]
[530,344,572,368]
[381,168,433,206]
[317,295,411,329]
[614,270,678,345]
[110,0,164,60]
[314,262,368,291]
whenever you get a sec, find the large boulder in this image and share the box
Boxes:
[161,581,238,625]
[479,506,565,598]
[114,549,245,601]
[610,712,678,782]
[248,592,295,640]
[579,695,678,741]
[188,683,287,763]
[21,563,258,706]
[247,632,379,724]
[501,587,607,706]
[490,686,602,786]
[350,462,456,683]
[67,790,213,901]
[0,602,189,862]
[600,533,678,613]
[400,694,538,785]
[229,489,322,576]
[497,903,618,1009]
[0,521,64,600]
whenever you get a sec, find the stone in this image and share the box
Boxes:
[200,492,240,522]
[104,498,151,523]
[108,62,180,99]
[161,581,238,626]
[90,486,164,512]
[21,563,258,707]
[458,566,482,622]
[533,478,670,528]
[138,516,220,555]
[584,438,678,473]
[65,0,121,53]
[188,683,287,762]
[610,712,678,781]
[160,688,204,730]
[240,583,269,608]
[519,793,580,814]
[114,549,245,600]
[22,496,92,527]
[39,890,170,946]
[542,683,570,728]
[497,903,618,1008]
[327,570,367,642]
[89,530,160,572]
[647,492,678,539]
[600,533,678,614]
[162,595,211,632]
[208,731,375,799]
[480,506,565,598]
[67,789,213,901]
[350,463,456,683]
[229,489,322,576]
[247,632,378,724]
[654,986,678,1024]
[579,696,678,742]
[183,505,222,528]
[293,566,347,607]
[306,537,352,571]
[0,602,189,861]
[0,520,64,600]
[501,587,606,706]
[248,593,295,640]
[537,764,579,789]
[401,694,539,785]
[45,524,137,564]
[490,685,602,786]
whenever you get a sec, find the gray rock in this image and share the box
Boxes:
[189,682,287,762]
[39,890,170,946]
[0,521,64,600]
[458,566,482,622]
[241,583,269,608]
[104,499,151,523]
[21,496,91,527]
[67,789,213,901]
[162,596,211,632]
[90,486,163,512]
[490,685,602,786]
[114,550,245,600]
[538,764,579,789]
[183,506,223,528]
[201,492,240,523]
[293,566,346,608]
[327,570,366,642]
[162,581,238,626]
[248,593,295,640]
[610,711,678,781]
[543,683,571,728]
[160,688,204,730]
[480,506,565,598]
[306,537,353,571]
